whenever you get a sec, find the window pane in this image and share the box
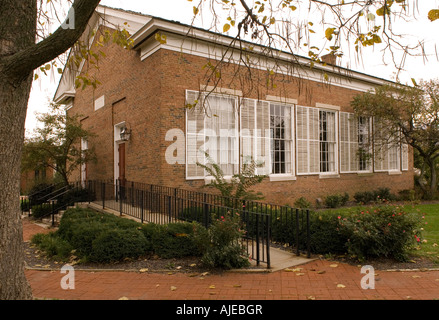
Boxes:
[270,103,292,174]
[319,110,337,173]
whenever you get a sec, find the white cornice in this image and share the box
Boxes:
[54,5,151,104]
[132,18,396,93]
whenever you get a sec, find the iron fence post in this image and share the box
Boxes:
[102,181,105,209]
[203,193,209,228]
[51,200,55,227]
[256,214,260,266]
[295,209,300,256]
[307,209,311,258]
[115,179,119,202]
[140,190,144,224]
[131,181,135,207]
[120,184,123,216]
[266,214,270,269]
[168,195,172,223]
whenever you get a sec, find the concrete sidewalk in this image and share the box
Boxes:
[22,218,439,300]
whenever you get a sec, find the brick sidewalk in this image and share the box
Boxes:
[23,218,439,301]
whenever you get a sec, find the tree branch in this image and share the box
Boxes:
[3,0,100,81]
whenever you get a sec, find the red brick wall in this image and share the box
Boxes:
[68,31,414,205]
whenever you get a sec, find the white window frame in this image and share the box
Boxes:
[401,142,409,171]
[240,98,271,176]
[319,109,339,176]
[185,90,239,180]
[339,112,373,174]
[373,118,401,174]
[269,102,295,179]
[81,138,88,187]
[296,106,320,175]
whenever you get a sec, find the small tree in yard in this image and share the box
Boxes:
[351,79,439,199]
[22,103,96,186]
[197,153,266,207]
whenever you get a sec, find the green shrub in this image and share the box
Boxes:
[294,197,312,209]
[353,191,375,204]
[68,220,112,257]
[337,205,424,261]
[31,203,53,219]
[324,193,349,208]
[308,211,347,254]
[56,187,94,210]
[28,182,57,206]
[21,199,30,212]
[270,209,297,245]
[31,232,73,261]
[195,212,250,270]
[398,189,417,201]
[354,188,396,204]
[178,206,210,225]
[57,208,145,259]
[148,222,202,259]
[90,229,149,263]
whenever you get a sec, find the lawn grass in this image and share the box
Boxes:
[318,202,439,265]
[407,203,439,264]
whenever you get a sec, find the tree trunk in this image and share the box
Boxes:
[428,159,438,199]
[0,74,34,300]
[0,0,37,300]
[0,0,101,300]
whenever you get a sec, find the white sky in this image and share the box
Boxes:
[25,0,439,136]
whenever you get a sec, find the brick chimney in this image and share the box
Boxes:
[321,53,337,66]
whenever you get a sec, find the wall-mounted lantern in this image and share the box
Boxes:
[119,126,131,141]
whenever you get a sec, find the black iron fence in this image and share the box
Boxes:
[86,180,311,268]
[21,181,94,226]
[22,179,311,269]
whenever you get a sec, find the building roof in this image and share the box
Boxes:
[54,4,396,104]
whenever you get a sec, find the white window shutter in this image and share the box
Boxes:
[186,90,205,179]
[339,112,350,173]
[256,100,270,175]
[309,108,320,174]
[296,106,319,175]
[240,99,255,166]
[401,143,409,171]
[296,106,308,174]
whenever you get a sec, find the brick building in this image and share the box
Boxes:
[54,6,413,205]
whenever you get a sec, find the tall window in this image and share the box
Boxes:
[186,91,238,179]
[340,113,372,173]
[240,99,271,175]
[241,99,293,176]
[319,110,337,173]
[358,116,371,171]
[270,103,293,174]
[373,119,400,172]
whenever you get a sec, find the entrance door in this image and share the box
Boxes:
[118,143,126,184]
[118,143,126,200]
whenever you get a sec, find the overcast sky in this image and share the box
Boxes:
[25,0,438,136]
